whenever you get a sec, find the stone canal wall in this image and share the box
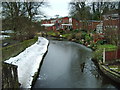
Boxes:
[2,63,19,88]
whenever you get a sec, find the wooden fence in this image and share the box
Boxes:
[105,49,120,61]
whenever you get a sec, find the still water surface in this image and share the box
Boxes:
[33,40,119,89]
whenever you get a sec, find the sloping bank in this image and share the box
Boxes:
[4,37,49,88]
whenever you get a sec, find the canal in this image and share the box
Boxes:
[33,40,119,89]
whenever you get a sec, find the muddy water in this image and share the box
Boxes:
[33,40,119,89]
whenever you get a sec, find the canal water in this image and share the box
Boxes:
[33,40,119,89]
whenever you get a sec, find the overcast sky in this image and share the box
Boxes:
[41,0,71,18]
[40,0,119,19]
[1,0,119,19]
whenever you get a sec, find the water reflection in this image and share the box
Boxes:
[33,40,119,89]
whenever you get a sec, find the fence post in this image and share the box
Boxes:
[103,48,105,63]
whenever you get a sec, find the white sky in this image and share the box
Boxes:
[1,0,119,19]
[41,0,71,18]
[40,0,119,19]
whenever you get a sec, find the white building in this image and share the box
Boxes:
[96,22,103,34]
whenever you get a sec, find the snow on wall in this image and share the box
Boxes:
[4,37,49,88]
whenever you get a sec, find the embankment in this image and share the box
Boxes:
[2,37,49,88]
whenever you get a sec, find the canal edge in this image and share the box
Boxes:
[31,41,50,89]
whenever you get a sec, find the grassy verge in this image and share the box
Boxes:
[1,37,37,61]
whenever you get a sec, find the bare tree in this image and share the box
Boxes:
[2,1,48,41]
[91,2,119,20]
[25,1,46,21]
[69,0,92,31]
[2,1,47,21]
[69,0,91,20]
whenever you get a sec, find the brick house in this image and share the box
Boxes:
[41,17,80,31]
[41,17,102,34]
[79,20,101,32]
[103,9,120,44]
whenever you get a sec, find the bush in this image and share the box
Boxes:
[3,17,39,41]
[72,29,80,33]
[47,31,60,37]
[81,31,87,39]
[62,34,71,38]
[66,34,74,40]
[96,40,104,45]
[59,29,66,34]
[75,32,81,40]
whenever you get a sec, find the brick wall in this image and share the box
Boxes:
[88,22,100,31]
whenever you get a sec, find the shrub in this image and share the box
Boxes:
[73,29,79,33]
[62,34,71,38]
[47,31,57,36]
[75,32,81,40]
[81,31,87,39]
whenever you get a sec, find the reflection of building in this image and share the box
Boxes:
[103,9,120,44]
[41,17,80,31]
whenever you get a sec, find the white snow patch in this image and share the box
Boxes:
[0,35,10,40]
[4,37,49,88]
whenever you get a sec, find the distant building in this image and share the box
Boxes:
[79,20,101,31]
[96,22,103,33]
[103,11,119,32]
[41,17,80,31]
[41,17,102,33]
[103,9,120,44]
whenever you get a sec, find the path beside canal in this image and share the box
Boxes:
[33,40,119,88]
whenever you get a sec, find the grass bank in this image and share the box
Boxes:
[2,37,37,61]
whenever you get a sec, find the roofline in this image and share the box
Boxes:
[79,20,102,22]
